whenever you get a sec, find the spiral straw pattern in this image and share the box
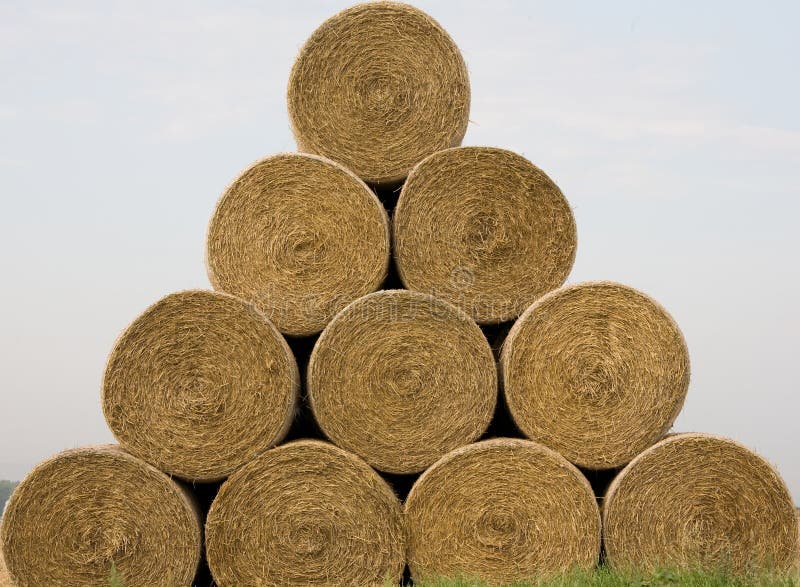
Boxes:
[102,290,299,482]
[287,2,470,185]
[394,146,576,324]
[405,438,601,585]
[207,153,390,336]
[1,446,201,587]
[603,433,800,572]
[205,440,405,586]
[308,289,497,474]
[501,281,690,470]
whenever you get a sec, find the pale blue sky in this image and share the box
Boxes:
[1,1,798,500]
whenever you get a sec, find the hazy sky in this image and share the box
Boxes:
[1,1,798,501]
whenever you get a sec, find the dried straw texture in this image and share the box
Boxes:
[501,281,690,470]
[405,438,601,585]
[102,290,299,481]
[0,526,9,587]
[308,289,497,474]
[603,433,800,572]
[1,446,201,587]
[206,153,390,336]
[205,440,405,586]
[287,2,470,186]
[394,146,577,324]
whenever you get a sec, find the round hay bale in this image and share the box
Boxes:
[308,289,497,474]
[394,146,577,324]
[102,290,299,481]
[205,439,405,586]
[501,281,690,470]
[206,153,390,336]
[287,2,470,186]
[1,446,201,587]
[405,438,601,585]
[603,433,800,572]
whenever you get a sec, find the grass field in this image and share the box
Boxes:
[405,567,800,586]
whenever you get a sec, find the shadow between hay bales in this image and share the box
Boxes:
[283,333,327,442]
[371,181,404,216]
[381,252,405,290]
[183,481,221,587]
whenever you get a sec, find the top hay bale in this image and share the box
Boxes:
[207,153,390,337]
[287,2,470,186]
[603,433,800,572]
[501,281,690,470]
[394,146,577,323]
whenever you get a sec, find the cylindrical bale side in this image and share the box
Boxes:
[287,2,470,186]
[1,446,202,587]
[405,438,601,585]
[308,289,497,474]
[394,146,577,324]
[102,290,299,482]
[501,281,690,470]
[603,433,800,572]
[205,439,405,586]
[206,153,390,336]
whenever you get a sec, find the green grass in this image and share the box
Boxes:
[98,565,800,586]
[405,566,800,587]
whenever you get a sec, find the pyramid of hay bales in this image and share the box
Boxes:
[2,3,798,586]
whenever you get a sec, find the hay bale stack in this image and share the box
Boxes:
[308,289,497,474]
[405,438,600,585]
[206,153,390,336]
[287,2,470,185]
[205,440,405,586]
[603,433,800,572]
[102,290,299,482]
[394,146,577,323]
[1,446,201,587]
[501,281,690,470]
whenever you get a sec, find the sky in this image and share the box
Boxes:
[0,1,798,501]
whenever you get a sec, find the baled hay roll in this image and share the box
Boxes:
[308,289,497,473]
[207,153,390,336]
[1,446,201,587]
[603,433,800,572]
[405,438,601,585]
[501,281,690,469]
[287,2,470,185]
[103,290,299,481]
[394,146,577,324]
[205,440,405,586]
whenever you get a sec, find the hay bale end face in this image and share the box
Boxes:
[205,440,405,586]
[206,153,390,336]
[308,289,497,474]
[287,2,470,185]
[394,146,577,324]
[603,433,800,572]
[102,290,299,482]
[1,446,201,587]
[405,438,601,585]
[501,281,690,470]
